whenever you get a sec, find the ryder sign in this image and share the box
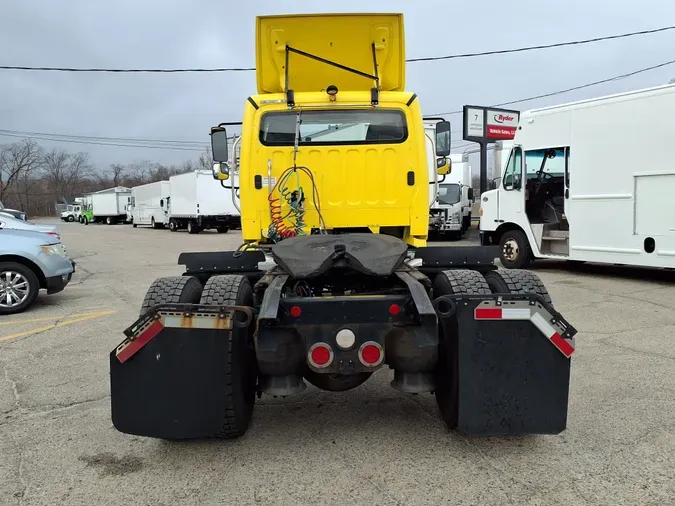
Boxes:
[462,105,520,143]
[486,110,518,140]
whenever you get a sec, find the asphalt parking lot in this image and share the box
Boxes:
[1,219,674,506]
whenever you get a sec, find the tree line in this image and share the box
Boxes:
[0,138,213,217]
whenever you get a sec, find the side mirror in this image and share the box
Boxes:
[436,157,451,175]
[435,121,451,157]
[213,162,229,181]
[468,187,474,201]
[490,177,501,190]
[210,127,229,163]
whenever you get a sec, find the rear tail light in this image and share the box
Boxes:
[308,342,333,368]
[358,341,384,367]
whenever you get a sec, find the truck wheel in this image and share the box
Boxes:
[151,217,157,229]
[499,229,531,269]
[168,219,176,232]
[217,226,229,234]
[199,275,257,439]
[105,216,115,225]
[483,268,553,306]
[132,223,137,228]
[83,216,89,225]
[432,269,491,430]
[67,215,74,222]
[0,262,41,315]
[187,221,201,234]
[139,276,203,317]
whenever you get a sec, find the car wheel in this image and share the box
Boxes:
[0,262,41,315]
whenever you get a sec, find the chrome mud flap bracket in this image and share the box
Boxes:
[109,303,253,440]
[436,293,577,436]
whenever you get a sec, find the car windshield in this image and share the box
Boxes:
[259,109,408,146]
[437,183,461,205]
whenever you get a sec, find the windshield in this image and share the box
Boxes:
[525,148,565,179]
[437,183,461,205]
[259,109,408,146]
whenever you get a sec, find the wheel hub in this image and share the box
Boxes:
[0,271,30,308]
[502,239,519,262]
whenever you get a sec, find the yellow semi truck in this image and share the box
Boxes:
[110,13,577,440]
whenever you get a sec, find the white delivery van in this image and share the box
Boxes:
[479,83,675,269]
[131,180,171,229]
[167,170,241,234]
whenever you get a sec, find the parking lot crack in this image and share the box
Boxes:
[2,362,21,411]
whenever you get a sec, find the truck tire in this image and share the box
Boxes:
[217,226,229,234]
[67,215,74,222]
[83,216,89,225]
[483,268,553,306]
[105,216,115,225]
[139,276,203,317]
[0,262,41,315]
[199,275,257,439]
[187,220,201,234]
[499,229,531,269]
[432,269,491,430]
[168,219,177,232]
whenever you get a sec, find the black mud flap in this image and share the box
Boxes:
[110,303,252,440]
[439,294,577,436]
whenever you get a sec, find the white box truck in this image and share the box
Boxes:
[448,153,474,232]
[131,180,171,229]
[167,170,240,234]
[480,83,675,269]
[424,121,461,237]
[82,187,131,225]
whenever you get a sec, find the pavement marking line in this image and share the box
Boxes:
[0,310,116,343]
[0,312,114,327]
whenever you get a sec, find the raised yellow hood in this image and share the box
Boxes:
[255,13,405,95]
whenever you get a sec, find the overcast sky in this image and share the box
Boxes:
[1,0,675,170]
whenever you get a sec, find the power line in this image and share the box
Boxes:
[0,128,208,146]
[407,25,675,62]
[431,57,675,117]
[0,131,205,151]
[2,25,673,73]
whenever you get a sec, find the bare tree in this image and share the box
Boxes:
[0,139,43,203]
[195,146,213,172]
[109,164,125,186]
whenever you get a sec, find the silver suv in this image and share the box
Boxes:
[0,227,75,315]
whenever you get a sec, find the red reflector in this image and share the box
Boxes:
[116,319,164,363]
[290,305,302,318]
[389,304,400,316]
[361,344,381,364]
[475,308,502,319]
[550,332,575,358]
[311,345,331,366]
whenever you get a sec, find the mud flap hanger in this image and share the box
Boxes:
[433,293,577,359]
[283,44,381,107]
[115,303,254,364]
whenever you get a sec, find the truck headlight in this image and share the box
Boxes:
[41,244,67,257]
[450,213,461,224]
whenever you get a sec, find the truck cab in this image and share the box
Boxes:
[210,13,451,248]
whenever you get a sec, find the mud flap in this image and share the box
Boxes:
[110,303,253,440]
[442,294,577,436]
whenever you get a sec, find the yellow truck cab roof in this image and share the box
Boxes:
[255,13,405,95]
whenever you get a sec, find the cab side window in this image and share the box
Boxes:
[502,147,523,191]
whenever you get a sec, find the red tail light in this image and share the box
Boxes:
[358,341,384,367]
[308,343,333,368]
